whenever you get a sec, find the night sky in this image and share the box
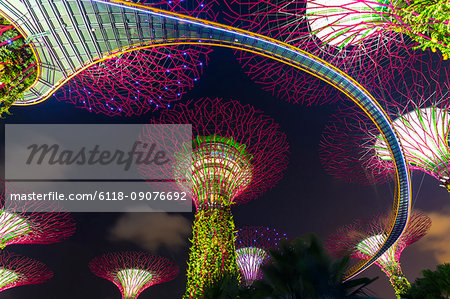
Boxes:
[1,47,449,299]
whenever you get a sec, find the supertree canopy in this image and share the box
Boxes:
[235,226,288,286]
[0,207,76,249]
[56,0,217,117]
[89,251,179,299]
[319,58,450,190]
[319,103,394,185]
[173,134,254,209]
[143,98,290,209]
[222,0,439,105]
[139,98,289,298]
[0,251,53,292]
[373,105,450,187]
[0,15,37,116]
[327,210,431,297]
[0,183,76,249]
[305,0,450,57]
[305,0,390,49]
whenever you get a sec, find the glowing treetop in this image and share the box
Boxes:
[140,98,290,210]
[0,189,76,249]
[373,106,450,188]
[306,0,390,49]
[320,61,450,191]
[304,0,450,57]
[235,226,287,286]
[225,0,450,57]
[89,251,179,299]
[0,252,53,292]
[327,210,431,297]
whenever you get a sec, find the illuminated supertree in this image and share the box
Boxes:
[56,0,217,116]
[0,15,37,115]
[319,58,450,191]
[327,210,431,297]
[235,226,287,286]
[139,98,289,298]
[89,251,179,299]
[304,0,450,57]
[0,207,76,249]
[0,183,76,249]
[0,251,53,292]
[221,0,446,105]
[0,209,75,249]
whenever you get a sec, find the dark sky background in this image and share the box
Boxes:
[1,47,449,299]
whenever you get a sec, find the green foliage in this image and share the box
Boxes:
[393,0,450,58]
[0,16,37,117]
[203,272,245,299]
[387,267,411,298]
[401,263,450,299]
[183,207,240,298]
[247,234,378,299]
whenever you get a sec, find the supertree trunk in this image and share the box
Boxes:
[184,206,240,298]
[386,266,411,298]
